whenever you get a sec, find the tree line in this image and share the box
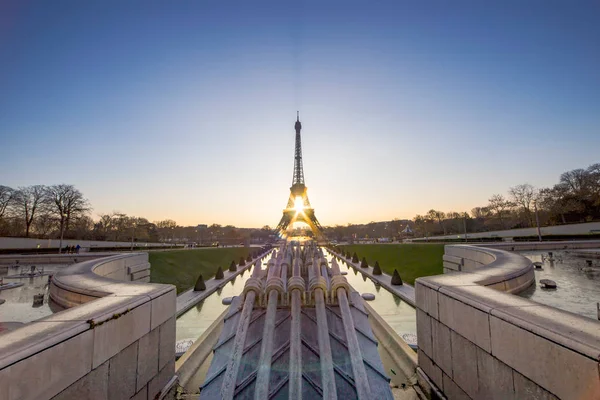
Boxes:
[322,162,600,240]
[0,184,274,245]
[411,162,600,237]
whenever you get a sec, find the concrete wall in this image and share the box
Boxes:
[474,239,600,252]
[416,245,600,400]
[0,236,178,250]
[0,253,176,400]
[0,252,106,265]
[412,221,600,241]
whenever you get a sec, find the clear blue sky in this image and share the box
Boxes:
[1,1,599,227]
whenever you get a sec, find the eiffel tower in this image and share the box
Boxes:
[275,112,324,237]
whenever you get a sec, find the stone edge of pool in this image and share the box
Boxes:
[0,252,177,400]
[175,249,274,317]
[416,244,600,400]
[327,249,416,307]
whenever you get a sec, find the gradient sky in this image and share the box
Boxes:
[1,1,599,227]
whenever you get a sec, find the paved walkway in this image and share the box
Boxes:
[176,250,272,317]
[330,250,416,307]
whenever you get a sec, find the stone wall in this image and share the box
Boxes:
[0,253,176,400]
[412,221,600,241]
[49,253,151,308]
[0,236,179,250]
[474,239,600,252]
[416,245,600,399]
[0,252,106,265]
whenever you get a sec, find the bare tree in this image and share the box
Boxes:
[0,185,14,220]
[111,213,130,241]
[154,219,178,242]
[33,212,57,237]
[508,184,537,227]
[487,194,513,228]
[426,209,446,234]
[558,169,589,194]
[45,184,90,252]
[471,206,491,219]
[12,185,47,237]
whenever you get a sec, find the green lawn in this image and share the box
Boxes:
[149,247,257,294]
[339,244,444,285]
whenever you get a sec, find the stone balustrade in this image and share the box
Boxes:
[416,244,600,399]
[0,252,176,400]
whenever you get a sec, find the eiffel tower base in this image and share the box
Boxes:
[276,185,324,238]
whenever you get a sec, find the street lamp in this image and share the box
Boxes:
[463,212,468,243]
[534,201,542,242]
[131,219,137,251]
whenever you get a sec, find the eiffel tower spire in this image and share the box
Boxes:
[292,111,304,186]
[275,113,324,237]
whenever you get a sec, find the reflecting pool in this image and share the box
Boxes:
[518,250,600,320]
[0,264,64,327]
[175,248,417,347]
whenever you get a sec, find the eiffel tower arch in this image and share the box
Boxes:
[275,112,324,237]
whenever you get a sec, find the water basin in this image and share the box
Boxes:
[0,264,65,327]
[175,248,417,347]
[518,250,600,320]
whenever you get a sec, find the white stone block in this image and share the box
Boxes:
[129,386,147,400]
[443,254,463,265]
[0,367,8,400]
[484,281,506,292]
[108,341,138,400]
[94,259,125,277]
[418,349,442,390]
[442,372,470,400]
[513,370,558,400]
[462,258,483,271]
[5,329,93,400]
[438,291,491,352]
[445,246,470,259]
[416,309,433,358]
[128,263,150,275]
[151,288,176,330]
[443,260,461,271]
[105,269,127,281]
[93,302,151,369]
[476,347,514,399]
[125,254,148,268]
[450,331,478,398]
[158,317,175,371]
[415,282,439,320]
[431,320,452,377]
[52,361,108,400]
[137,328,159,392]
[470,249,495,265]
[148,359,175,400]
[490,315,600,399]
[131,269,150,281]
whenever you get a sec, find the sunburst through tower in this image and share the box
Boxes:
[275,112,324,237]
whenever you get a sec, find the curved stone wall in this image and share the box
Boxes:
[49,253,151,308]
[416,245,600,399]
[441,245,535,293]
[0,253,176,400]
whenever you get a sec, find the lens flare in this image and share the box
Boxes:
[294,196,304,213]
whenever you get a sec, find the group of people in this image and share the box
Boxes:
[62,244,81,254]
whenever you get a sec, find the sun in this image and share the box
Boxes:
[294,196,304,213]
